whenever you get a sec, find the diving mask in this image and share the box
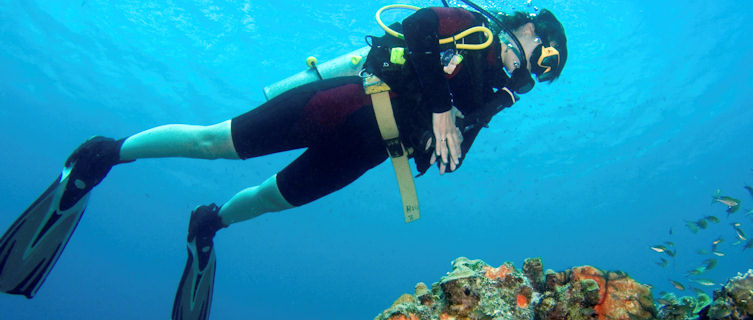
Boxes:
[530,43,560,82]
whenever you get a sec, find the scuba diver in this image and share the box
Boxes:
[0,3,567,320]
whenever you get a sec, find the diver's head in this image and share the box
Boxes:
[530,9,567,82]
[493,9,567,88]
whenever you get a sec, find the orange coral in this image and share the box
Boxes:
[439,313,455,320]
[570,266,653,320]
[571,266,607,306]
[516,293,529,308]
[387,313,419,320]
[484,264,512,280]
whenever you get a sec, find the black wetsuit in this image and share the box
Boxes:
[231,7,515,207]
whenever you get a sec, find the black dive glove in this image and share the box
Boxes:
[60,136,132,210]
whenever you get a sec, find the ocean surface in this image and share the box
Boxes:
[1,0,752,319]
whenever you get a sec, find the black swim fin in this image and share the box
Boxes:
[0,167,90,298]
[0,136,126,298]
[172,204,224,320]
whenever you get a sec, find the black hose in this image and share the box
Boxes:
[456,0,528,69]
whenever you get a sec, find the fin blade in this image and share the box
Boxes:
[0,173,89,298]
[172,244,216,320]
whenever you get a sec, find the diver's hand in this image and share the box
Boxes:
[431,107,464,174]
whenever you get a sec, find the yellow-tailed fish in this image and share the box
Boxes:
[669,279,686,291]
[712,251,725,257]
[712,236,724,245]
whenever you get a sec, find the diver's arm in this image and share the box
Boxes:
[402,8,451,113]
[403,8,467,173]
[443,89,519,173]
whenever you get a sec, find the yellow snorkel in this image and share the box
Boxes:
[376,4,494,51]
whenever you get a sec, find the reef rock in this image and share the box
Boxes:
[537,265,655,320]
[374,257,656,320]
[702,269,753,320]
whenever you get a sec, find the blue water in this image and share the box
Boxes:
[1,0,752,319]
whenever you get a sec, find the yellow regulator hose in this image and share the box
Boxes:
[376,4,494,51]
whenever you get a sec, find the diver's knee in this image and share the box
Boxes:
[195,121,236,159]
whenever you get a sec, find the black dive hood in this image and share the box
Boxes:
[441,0,536,93]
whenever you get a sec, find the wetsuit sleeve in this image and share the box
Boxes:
[402,8,452,113]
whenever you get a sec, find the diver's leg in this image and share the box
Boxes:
[217,174,293,225]
[215,104,388,226]
[119,120,239,161]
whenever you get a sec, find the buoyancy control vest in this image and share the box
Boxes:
[363,13,514,152]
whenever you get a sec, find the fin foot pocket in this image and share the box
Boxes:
[61,136,129,211]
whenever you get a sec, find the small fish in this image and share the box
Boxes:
[713,190,741,214]
[745,185,753,198]
[665,249,677,257]
[656,298,672,305]
[705,215,720,223]
[685,220,700,234]
[686,267,705,276]
[669,279,686,291]
[669,227,673,235]
[696,249,709,255]
[712,251,725,257]
[663,241,675,247]
[732,223,747,240]
[744,238,753,250]
[693,278,716,286]
[703,258,718,270]
[656,258,669,267]
[712,236,724,245]
[697,218,709,229]
[650,245,669,253]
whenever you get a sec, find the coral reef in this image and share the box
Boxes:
[656,269,753,320]
[375,258,753,320]
[702,269,753,319]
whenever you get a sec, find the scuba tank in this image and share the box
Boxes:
[262,4,495,101]
[262,1,519,101]
[262,47,369,100]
